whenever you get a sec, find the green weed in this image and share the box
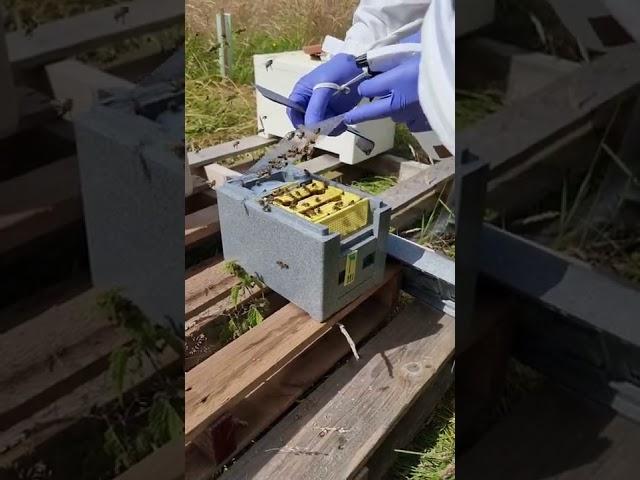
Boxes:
[351,176,398,196]
[219,261,270,343]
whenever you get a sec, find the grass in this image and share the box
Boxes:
[456,89,503,130]
[351,176,398,196]
[388,388,455,480]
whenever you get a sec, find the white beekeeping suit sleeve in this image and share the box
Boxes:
[343,0,431,55]
[339,0,454,154]
[419,0,455,153]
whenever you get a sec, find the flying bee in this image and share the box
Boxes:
[113,6,129,23]
[315,197,322,203]
[285,131,295,141]
[56,98,73,117]
[235,27,247,34]
[297,130,305,139]
[276,260,289,269]
[314,127,322,135]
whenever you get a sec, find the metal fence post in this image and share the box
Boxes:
[215,11,233,78]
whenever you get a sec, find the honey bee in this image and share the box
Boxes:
[276,260,289,269]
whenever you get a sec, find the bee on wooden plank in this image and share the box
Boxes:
[113,6,130,23]
[265,59,274,71]
[232,140,240,149]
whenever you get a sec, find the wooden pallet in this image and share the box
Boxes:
[184,140,455,478]
[0,284,180,468]
[1,3,184,478]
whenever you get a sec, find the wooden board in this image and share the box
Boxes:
[221,302,455,479]
[186,274,401,478]
[114,437,184,480]
[457,44,640,178]
[185,256,229,319]
[188,135,277,168]
[0,289,124,431]
[0,156,81,255]
[45,59,135,119]
[184,265,400,443]
[8,0,184,70]
[0,342,178,466]
[185,205,219,247]
[458,384,640,480]
[380,159,454,212]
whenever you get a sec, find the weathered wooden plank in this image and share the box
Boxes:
[188,135,277,168]
[8,0,184,70]
[45,59,135,118]
[184,265,401,443]
[221,302,455,480]
[114,437,184,480]
[0,345,178,466]
[0,156,81,255]
[185,205,219,247]
[0,290,124,431]
[380,159,454,211]
[203,163,241,189]
[185,256,229,319]
[458,44,640,177]
[186,274,401,477]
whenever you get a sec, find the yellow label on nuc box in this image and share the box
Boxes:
[344,251,358,286]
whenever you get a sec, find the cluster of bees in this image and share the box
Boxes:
[253,127,320,179]
[257,180,358,220]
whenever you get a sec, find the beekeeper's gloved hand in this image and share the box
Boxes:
[344,56,429,132]
[287,53,364,134]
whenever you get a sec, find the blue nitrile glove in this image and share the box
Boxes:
[343,56,429,132]
[287,53,364,134]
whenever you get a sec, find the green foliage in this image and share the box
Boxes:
[456,89,502,129]
[388,389,455,480]
[219,262,269,343]
[103,426,132,473]
[351,176,398,196]
[95,290,184,474]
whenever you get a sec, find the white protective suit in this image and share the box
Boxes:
[341,0,455,153]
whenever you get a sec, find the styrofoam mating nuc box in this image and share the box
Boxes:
[74,74,184,329]
[0,11,19,139]
[253,51,396,165]
[218,166,391,321]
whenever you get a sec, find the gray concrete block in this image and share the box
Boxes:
[217,166,391,321]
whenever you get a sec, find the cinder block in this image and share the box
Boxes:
[74,78,184,329]
[217,166,391,321]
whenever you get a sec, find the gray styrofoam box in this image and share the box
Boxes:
[217,166,391,321]
[74,85,184,330]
